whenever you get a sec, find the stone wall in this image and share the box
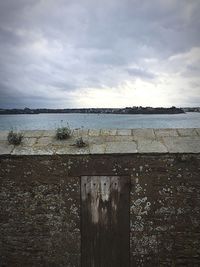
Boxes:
[0,154,200,266]
[0,156,80,267]
[0,129,200,266]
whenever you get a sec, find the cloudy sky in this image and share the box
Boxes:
[0,0,200,108]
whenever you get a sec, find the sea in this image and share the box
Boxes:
[0,112,199,130]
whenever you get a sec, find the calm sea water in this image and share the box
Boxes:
[0,113,199,130]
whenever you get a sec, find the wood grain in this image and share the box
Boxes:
[81,176,130,267]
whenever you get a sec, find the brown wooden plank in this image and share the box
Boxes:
[81,176,130,267]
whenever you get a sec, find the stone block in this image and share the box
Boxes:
[137,140,168,153]
[100,129,117,136]
[132,129,155,140]
[22,130,44,138]
[11,146,37,155]
[22,137,37,146]
[105,136,134,142]
[177,128,198,137]
[104,136,116,142]
[163,136,200,153]
[154,129,179,137]
[196,128,200,136]
[55,144,90,155]
[35,137,54,146]
[72,128,89,137]
[105,141,137,153]
[12,143,55,155]
[0,141,14,154]
[89,143,106,154]
[88,129,100,136]
[88,136,106,144]
[0,131,9,141]
[41,130,56,137]
[117,129,132,136]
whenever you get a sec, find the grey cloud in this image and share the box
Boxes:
[0,0,200,107]
[126,68,156,80]
[0,27,24,46]
[190,82,200,88]
[185,63,200,76]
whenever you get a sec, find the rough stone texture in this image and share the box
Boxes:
[88,129,100,136]
[0,129,200,265]
[137,140,168,153]
[66,154,200,267]
[22,130,47,138]
[0,128,200,155]
[100,129,117,136]
[133,129,155,139]
[72,129,89,138]
[196,128,200,136]
[0,142,14,154]
[0,154,200,266]
[55,145,90,155]
[163,136,200,153]
[117,129,132,136]
[154,129,179,137]
[0,131,9,141]
[105,141,137,153]
[0,156,80,267]
[89,143,106,154]
[177,128,199,136]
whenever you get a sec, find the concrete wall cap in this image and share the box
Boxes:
[0,128,199,155]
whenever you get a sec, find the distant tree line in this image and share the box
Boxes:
[0,106,185,115]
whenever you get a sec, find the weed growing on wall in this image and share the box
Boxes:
[56,124,71,140]
[75,137,87,148]
[7,130,23,145]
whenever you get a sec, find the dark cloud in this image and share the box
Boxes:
[126,68,156,80]
[0,0,199,108]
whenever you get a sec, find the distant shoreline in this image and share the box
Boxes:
[0,112,189,116]
[0,106,186,115]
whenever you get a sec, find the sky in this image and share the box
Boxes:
[0,0,200,108]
